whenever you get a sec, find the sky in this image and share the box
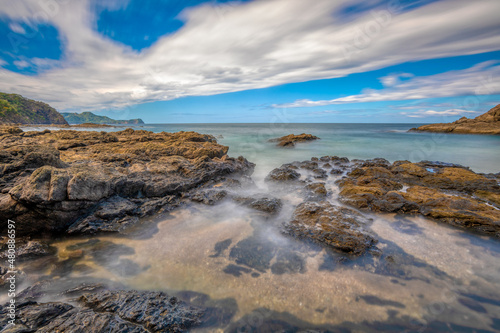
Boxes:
[0,0,499,123]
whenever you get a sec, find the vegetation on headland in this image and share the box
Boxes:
[61,111,144,125]
[0,92,68,125]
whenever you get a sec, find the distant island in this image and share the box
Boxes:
[410,104,500,135]
[0,92,68,125]
[61,112,144,125]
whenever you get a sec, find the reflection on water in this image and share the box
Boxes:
[10,124,500,331]
[15,186,499,331]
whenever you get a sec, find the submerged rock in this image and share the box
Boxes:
[268,133,319,148]
[0,128,254,235]
[232,196,283,215]
[285,201,377,255]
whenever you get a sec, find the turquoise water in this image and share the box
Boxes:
[132,123,500,177]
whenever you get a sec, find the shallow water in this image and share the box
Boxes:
[12,123,500,331]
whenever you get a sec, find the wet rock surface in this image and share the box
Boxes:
[285,201,377,255]
[268,133,320,147]
[337,159,500,236]
[0,288,205,332]
[0,128,254,235]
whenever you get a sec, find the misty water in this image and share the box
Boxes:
[11,123,500,331]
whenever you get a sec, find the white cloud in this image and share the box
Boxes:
[399,109,479,118]
[0,0,499,111]
[8,22,26,34]
[13,60,30,69]
[379,73,414,87]
[275,61,500,108]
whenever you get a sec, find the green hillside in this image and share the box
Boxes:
[61,112,144,125]
[0,92,68,125]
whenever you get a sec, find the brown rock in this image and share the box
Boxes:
[285,201,376,255]
[0,129,254,235]
[268,133,320,148]
[337,160,500,236]
[410,104,500,135]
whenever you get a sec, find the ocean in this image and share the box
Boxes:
[116,123,499,178]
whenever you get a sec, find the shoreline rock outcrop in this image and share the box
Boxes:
[337,159,500,236]
[409,104,500,135]
[266,156,500,238]
[0,128,254,235]
[268,133,319,148]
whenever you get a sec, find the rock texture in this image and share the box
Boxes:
[268,133,319,147]
[0,92,68,125]
[285,201,376,255]
[0,128,254,235]
[337,159,500,236]
[0,289,205,332]
[410,104,500,135]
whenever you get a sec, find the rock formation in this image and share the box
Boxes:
[410,104,500,135]
[0,127,254,235]
[268,133,319,147]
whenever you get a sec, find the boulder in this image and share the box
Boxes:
[285,201,376,255]
[268,133,319,148]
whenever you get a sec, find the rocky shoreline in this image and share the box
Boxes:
[1,127,499,332]
[0,127,254,236]
[410,104,500,135]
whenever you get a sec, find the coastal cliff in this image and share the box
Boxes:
[61,111,144,125]
[410,104,500,135]
[0,93,68,125]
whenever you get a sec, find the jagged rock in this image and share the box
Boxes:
[338,160,500,236]
[191,189,228,205]
[0,289,205,332]
[265,166,301,183]
[303,183,328,201]
[0,129,254,235]
[268,133,319,148]
[285,201,376,255]
[232,196,283,215]
[0,239,54,261]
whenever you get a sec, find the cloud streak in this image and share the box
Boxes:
[274,61,500,108]
[0,0,499,111]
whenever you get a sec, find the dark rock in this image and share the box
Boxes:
[0,129,255,236]
[210,239,232,258]
[223,264,252,277]
[191,189,228,205]
[0,239,54,261]
[265,166,301,183]
[0,288,205,332]
[304,183,328,201]
[232,196,282,215]
[285,201,377,255]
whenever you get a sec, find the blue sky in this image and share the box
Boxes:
[0,0,499,123]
